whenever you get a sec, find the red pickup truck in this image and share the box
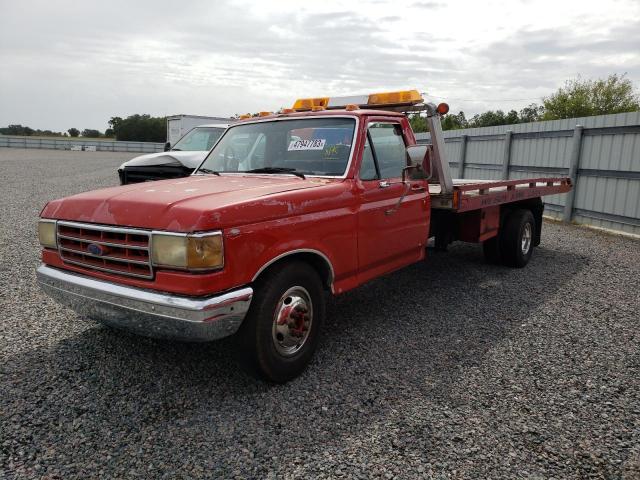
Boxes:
[37,90,571,382]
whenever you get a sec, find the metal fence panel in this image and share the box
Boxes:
[415,111,640,236]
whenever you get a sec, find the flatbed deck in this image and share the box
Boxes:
[429,177,572,212]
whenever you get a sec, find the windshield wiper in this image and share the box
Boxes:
[245,167,306,179]
[171,148,182,151]
[197,168,220,176]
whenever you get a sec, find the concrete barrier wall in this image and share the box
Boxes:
[0,135,164,153]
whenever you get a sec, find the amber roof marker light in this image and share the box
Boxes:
[292,97,330,111]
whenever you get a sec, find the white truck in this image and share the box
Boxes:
[119,123,229,184]
[166,114,234,148]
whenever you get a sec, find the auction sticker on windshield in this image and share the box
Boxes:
[288,139,326,151]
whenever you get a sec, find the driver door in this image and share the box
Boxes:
[356,121,429,284]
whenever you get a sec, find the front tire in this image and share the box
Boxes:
[236,261,325,383]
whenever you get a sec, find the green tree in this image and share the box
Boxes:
[108,114,166,142]
[542,74,640,120]
[441,111,468,130]
[67,128,80,137]
[81,129,101,138]
[519,103,544,123]
[468,110,508,128]
[409,111,469,132]
[408,114,428,133]
[505,110,519,125]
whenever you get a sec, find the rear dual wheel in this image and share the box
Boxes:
[483,209,535,268]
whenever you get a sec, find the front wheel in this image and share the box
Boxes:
[236,261,325,383]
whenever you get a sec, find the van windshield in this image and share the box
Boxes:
[196,117,356,177]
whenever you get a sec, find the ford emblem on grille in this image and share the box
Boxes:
[87,243,107,256]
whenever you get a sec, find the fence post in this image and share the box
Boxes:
[501,130,512,180]
[458,134,468,178]
[563,125,584,223]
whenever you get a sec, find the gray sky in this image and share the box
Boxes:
[1,0,639,132]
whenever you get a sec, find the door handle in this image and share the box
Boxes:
[411,184,426,192]
[379,181,391,188]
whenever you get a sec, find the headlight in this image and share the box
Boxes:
[151,231,224,270]
[38,219,57,248]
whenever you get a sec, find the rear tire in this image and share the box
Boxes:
[501,209,535,268]
[236,261,325,383]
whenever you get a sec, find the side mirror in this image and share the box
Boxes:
[164,142,171,152]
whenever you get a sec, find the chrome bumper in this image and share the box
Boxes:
[36,265,253,342]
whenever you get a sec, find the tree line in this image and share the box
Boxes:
[1,74,638,140]
[0,125,113,138]
[0,114,166,142]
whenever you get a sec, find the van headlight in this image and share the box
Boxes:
[151,231,224,270]
[38,219,57,249]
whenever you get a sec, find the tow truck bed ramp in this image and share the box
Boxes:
[429,177,572,212]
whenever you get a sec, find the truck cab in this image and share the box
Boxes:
[37,90,571,382]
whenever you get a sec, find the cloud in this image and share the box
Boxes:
[0,0,639,130]
[474,22,640,91]
[411,1,445,9]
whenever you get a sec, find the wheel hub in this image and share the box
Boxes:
[272,286,313,356]
[521,222,532,254]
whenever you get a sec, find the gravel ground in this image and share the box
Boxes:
[1,148,639,479]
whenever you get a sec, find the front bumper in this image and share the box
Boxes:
[37,265,253,342]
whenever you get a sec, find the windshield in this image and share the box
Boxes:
[173,126,225,151]
[196,117,356,176]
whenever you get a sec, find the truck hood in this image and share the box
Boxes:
[42,174,341,232]
[118,150,207,170]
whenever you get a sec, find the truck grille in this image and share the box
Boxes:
[121,165,193,185]
[56,221,153,279]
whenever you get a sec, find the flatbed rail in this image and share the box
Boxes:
[429,177,572,212]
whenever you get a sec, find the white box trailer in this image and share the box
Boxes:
[166,114,234,146]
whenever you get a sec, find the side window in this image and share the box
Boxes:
[359,137,378,180]
[368,123,406,179]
